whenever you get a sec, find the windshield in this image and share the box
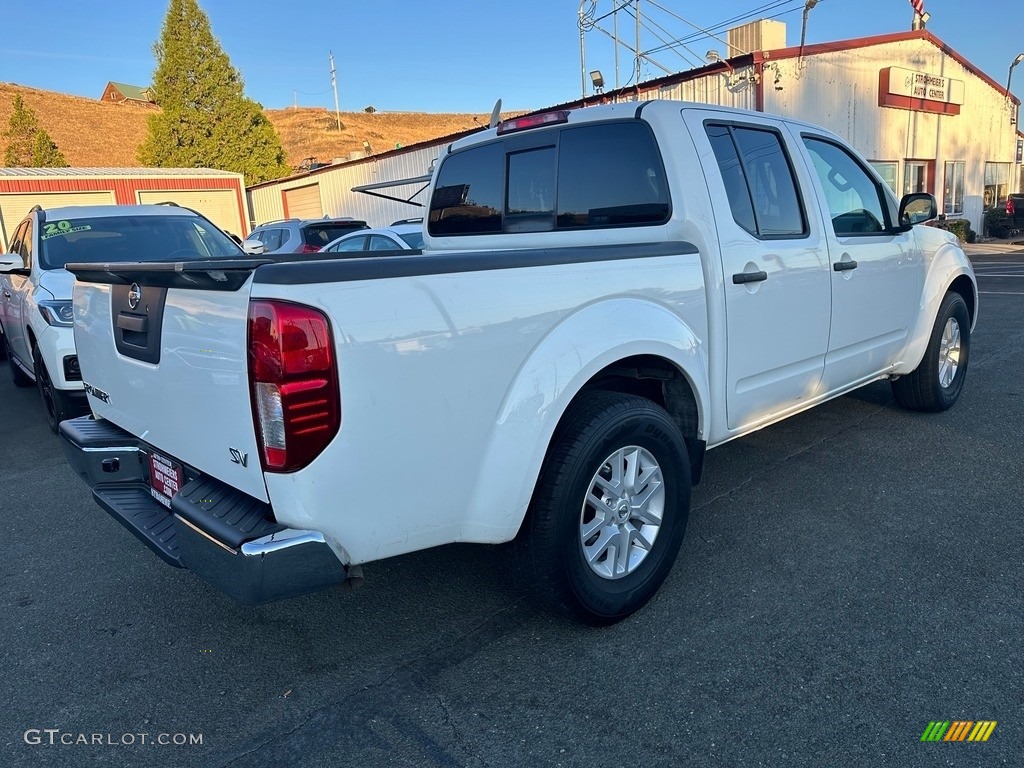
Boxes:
[38,214,243,269]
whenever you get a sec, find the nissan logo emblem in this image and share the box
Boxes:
[128,283,142,310]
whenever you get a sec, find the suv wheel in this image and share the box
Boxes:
[32,343,74,433]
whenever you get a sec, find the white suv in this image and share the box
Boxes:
[0,204,242,432]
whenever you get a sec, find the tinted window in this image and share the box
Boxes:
[18,220,34,268]
[706,124,757,235]
[302,222,368,248]
[557,122,669,229]
[429,141,504,235]
[803,137,888,235]
[330,235,367,252]
[398,231,424,249]
[732,127,805,237]
[37,215,240,269]
[262,228,284,251]
[7,221,27,260]
[369,235,400,251]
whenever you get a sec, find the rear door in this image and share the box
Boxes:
[687,113,831,429]
[73,274,269,501]
[796,133,922,390]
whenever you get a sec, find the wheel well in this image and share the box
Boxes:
[578,355,700,439]
[948,275,975,325]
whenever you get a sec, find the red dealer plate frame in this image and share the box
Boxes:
[148,451,184,509]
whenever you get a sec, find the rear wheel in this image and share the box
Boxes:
[891,292,971,412]
[522,391,692,625]
[6,333,33,387]
[33,344,75,433]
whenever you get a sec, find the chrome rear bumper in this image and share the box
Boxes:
[60,416,348,604]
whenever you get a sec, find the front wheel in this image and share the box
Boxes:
[33,344,75,433]
[522,391,692,625]
[891,292,971,412]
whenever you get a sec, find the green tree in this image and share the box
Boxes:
[31,128,69,167]
[139,0,290,183]
[3,94,68,167]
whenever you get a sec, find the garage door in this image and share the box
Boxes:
[137,190,244,238]
[0,191,115,249]
[283,184,322,220]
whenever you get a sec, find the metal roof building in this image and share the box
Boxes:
[0,167,250,248]
[248,26,1020,236]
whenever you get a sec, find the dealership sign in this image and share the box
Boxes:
[879,67,965,115]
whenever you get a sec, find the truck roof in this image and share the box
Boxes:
[446,99,842,154]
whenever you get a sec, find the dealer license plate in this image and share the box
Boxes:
[148,451,184,509]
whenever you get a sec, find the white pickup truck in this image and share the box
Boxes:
[60,101,977,624]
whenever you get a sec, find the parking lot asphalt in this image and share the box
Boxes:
[2,253,1022,768]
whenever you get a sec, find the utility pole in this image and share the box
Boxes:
[293,89,297,110]
[329,51,341,131]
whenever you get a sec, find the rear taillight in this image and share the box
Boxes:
[1007,198,1016,216]
[298,244,320,253]
[247,300,340,472]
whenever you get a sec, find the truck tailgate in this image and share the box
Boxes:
[70,261,269,502]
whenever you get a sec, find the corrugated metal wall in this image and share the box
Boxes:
[764,39,1018,232]
[643,66,759,111]
[248,143,447,228]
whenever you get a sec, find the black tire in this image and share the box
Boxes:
[6,333,33,387]
[891,291,971,412]
[522,391,692,625]
[33,344,74,433]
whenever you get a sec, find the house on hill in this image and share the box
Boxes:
[100,82,157,107]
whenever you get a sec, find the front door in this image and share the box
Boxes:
[799,135,923,391]
[689,115,831,430]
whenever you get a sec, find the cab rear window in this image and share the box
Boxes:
[429,120,670,236]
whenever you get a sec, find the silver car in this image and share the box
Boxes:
[247,217,369,254]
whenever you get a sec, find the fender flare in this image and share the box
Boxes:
[896,242,977,375]
[460,297,709,543]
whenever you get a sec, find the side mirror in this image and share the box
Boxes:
[0,253,27,274]
[241,239,266,255]
[899,193,937,228]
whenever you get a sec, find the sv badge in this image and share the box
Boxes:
[229,448,248,467]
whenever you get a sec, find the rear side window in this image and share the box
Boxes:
[706,123,806,239]
[262,229,284,251]
[428,120,669,236]
[302,222,368,248]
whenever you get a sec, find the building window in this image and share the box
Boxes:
[943,161,965,216]
[869,161,898,194]
[984,162,1011,210]
[904,161,929,195]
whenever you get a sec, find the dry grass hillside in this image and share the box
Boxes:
[0,82,491,174]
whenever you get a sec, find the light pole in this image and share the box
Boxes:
[1006,53,1024,100]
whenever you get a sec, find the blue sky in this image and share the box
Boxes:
[1,1,1018,114]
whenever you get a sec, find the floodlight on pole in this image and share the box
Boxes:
[1007,53,1024,100]
[590,69,605,94]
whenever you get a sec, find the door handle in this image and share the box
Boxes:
[732,270,768,284]
[833,260,859,272]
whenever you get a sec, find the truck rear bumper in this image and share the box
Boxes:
[59,415,348,604]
